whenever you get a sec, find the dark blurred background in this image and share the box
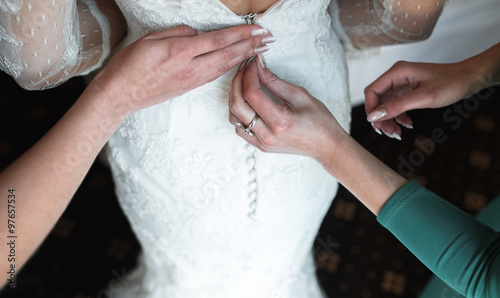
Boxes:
[0,70,499,298]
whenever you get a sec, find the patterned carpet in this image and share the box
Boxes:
[0,70,498,298]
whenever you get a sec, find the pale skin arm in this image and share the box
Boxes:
[0,24,274,285]
[0,79,124,276]
[320,134,407,215]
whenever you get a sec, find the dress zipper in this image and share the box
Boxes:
[239,12,260,69]
[241,12,258,24]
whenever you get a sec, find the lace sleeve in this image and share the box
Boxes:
[329,0,446,52]
[0,0,110,90]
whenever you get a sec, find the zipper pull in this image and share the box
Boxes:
[241,12,258,24]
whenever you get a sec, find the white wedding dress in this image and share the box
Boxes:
[106,2,348,297]
[0,1,444,297]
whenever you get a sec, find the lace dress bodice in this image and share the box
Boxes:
[106,1,347,297]
[0,1,444,297]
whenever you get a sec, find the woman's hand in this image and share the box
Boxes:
[229,58,407,214]
[228,57,344,163]
[93,24,274,116]
[364,57,497,139]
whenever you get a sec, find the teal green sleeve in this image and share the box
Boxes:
[377,180,500,298]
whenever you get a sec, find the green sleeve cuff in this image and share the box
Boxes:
[376,179,421,226]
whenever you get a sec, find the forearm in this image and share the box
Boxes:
[319,131,406,215]
[0,81,126,280]
[318,129,500,296]
[378,181,500,297]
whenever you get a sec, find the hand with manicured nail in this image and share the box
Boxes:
[230,58,408,216]
[96,24,276,115]
[229,57,342,161]
[364,43,500,139]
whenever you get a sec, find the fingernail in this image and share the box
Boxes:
[257,54,267,69]
[392,132,402,141]
[261,35,277,44]
[238,59,249,71]
[255,45,269,54]
[371,122,382,135]
[367,108,387,122]
[382,129,394,139]
[251,28,269,37]
[401,122,413,129]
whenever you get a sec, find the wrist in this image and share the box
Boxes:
[460,44,500,95]
[315,128,350,174]
[317,129,407,215]
[85,71,131,123]
[79,76,130,131]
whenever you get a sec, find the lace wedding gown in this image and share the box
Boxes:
[0,1,443,297]
[107,2,349,297]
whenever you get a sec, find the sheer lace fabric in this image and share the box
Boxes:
[0,0,110,90]
[331,0,445,54]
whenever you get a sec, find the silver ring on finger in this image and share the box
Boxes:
[235,115,259,136]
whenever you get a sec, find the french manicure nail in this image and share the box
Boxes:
[392,132,402,141]
[261,35,277,44]
[367,108,388,122]
[257,54,267,69]
[255,45,269,54]
[401,123,413,129]
[382,129,394,139]
[371,122,382,135]
[251,28,269,37]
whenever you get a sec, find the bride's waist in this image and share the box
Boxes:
[140,249,316,295]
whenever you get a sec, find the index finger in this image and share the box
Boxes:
[189,25,268,56]
[242,60,289,126]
